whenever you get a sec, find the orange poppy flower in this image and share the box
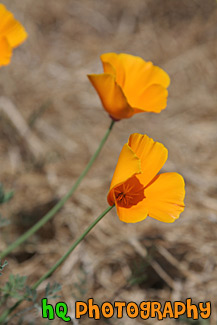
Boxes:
[107,133,185,223]
[0,4,28,66]
[88,53,170,120]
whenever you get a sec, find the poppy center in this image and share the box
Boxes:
[114,176,145,208]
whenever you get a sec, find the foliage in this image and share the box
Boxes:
[0,260,7,276]
[0,215,10,228]
[0,183,14,205]
[0,183,13,228]
[0,274,27,305]
[0,273,62,323]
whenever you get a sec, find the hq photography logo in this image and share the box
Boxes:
[41,298,211,322]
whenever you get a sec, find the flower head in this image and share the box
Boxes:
[107,133,185,223]
[0,4,28,66]
[88,53,170,120]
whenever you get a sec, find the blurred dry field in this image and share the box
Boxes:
[0,0,217,324]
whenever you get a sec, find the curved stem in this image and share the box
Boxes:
[0,205,115,323]
[0,120,115,259]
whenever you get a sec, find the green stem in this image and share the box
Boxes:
[0,120,115,259]
[0,205,114,323]
[33,205,114,289]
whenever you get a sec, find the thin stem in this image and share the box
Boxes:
[0,205,114,323]
[33,205,114,289]
[0,120,115,259]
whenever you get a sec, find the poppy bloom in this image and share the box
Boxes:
[88,53,170,120]
[0,4,28,66]
[107,133,185,223]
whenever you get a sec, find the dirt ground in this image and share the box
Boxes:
[0,0,217,324]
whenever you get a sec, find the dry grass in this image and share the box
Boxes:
[0,0,217,324]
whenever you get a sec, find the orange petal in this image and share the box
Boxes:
[107,144,142,206]
[131,84,168,113]
[100,53,125,87]
[116,199,148,223]
[88,73,134,120]
[146,65,170,88]
[113,175,145,208]
[119,53,170,88]
[101,61,115,76]
[89,53,170,119]
[144,172,185,223]
[128,133,168,187]
[101,53,170,91]
[0,4,28,48]
[101,53,170,111]
[0,37,12,66]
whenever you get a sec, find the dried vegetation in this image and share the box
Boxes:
[0,0,217,324]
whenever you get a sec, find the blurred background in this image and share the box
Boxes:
[0,0,217,324]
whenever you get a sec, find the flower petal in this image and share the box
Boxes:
[113,175,145,208]
[131,84,168,113]
[101,53,170,92]
[144,172,185,223]
[101,52,170,112]
[100,53,125,86]
[0,37,12,66]
[88,73,134,120]
[0,4,28,48]
[119,53,170,89]
[128,133,168,187]
[107,144,142,206]
[101,61,115,76]
[116,199,148,223]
